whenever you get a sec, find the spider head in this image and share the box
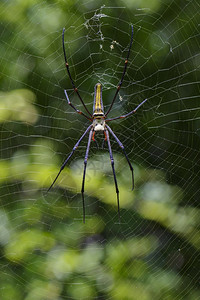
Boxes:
[93,118,105,131]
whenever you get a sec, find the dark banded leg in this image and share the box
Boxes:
[105,129,120,222]
[81,129,93,223]
[64,90,92,121]
[102,131,107,149]
[47,125,92,193]
[106,125,134,190]
[105,25,134,117]
[62,28,92,117]
[106,98,148,122]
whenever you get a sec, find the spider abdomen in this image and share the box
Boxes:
[93,83,104,115]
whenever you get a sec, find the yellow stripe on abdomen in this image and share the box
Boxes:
[94,83,103,114]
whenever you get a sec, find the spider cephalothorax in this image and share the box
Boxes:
[48,25,147,223]
[93,118,105,131]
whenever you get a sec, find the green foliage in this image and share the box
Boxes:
[0,0,199,299]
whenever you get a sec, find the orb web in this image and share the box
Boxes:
[0,1,199,299]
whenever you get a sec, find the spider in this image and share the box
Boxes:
[48,25,147,223]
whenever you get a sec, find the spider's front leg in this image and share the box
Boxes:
[64,90,92,121]
[105,25,134,117]
[62,28,92,117]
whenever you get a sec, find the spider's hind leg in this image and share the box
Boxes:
[81,129,93,223]
[105,129,120,222]
[47,125,92,193]
[106,124,134,190]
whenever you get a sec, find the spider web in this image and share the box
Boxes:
[0,1,200,299]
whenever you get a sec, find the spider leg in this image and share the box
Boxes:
[62,28,92,117]
[47,125,92,193]
[81,129,93,223]
[105,129,120,222]
[92,131,99,150]
[64,90,92,121]
[106,124,134,190]
[101,131,107,149]
[106,98,148,122]
[105,25,134,117]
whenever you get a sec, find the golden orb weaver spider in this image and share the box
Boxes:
[48,25,147,223]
